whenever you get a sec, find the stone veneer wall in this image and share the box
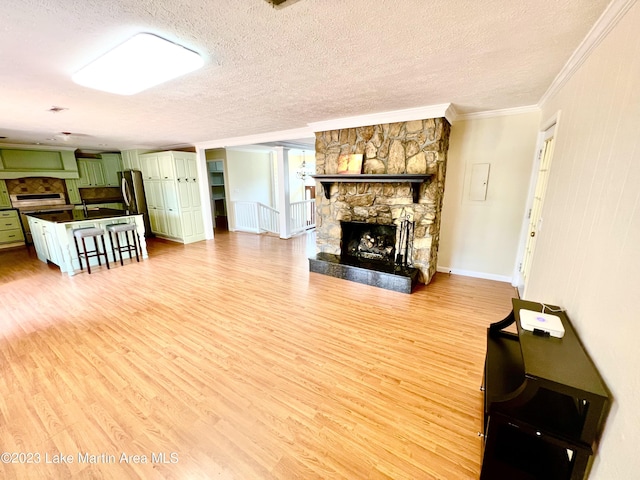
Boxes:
[314,118,451,284]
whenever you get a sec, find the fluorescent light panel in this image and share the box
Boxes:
[72,33,203,95]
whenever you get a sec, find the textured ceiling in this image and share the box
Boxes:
[0,0,611,151]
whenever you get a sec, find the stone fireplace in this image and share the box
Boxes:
[309,117,451,292]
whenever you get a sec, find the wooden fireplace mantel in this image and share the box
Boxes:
[312,174,433,203]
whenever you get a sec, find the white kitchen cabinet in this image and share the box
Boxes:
[144,179,167,236]
[140,151,204,244]
[177,177,204,242]
[158,153,175,180]
[140,154,161,180]
[174,155,198,182]
[29,216,63,265]
[28,213,147,276]
[162,180,182,238]
[101,153,122,186]
[28,217,49,261]
[0,180,11,208]
[140,153,176,180]
[43,223,63,266]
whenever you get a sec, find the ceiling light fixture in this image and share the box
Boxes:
[72,33,204,95]
[296,150,314,182]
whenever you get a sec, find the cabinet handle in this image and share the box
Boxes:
[477,432,485,438]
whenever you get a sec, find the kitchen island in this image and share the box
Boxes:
[27,208,147,276]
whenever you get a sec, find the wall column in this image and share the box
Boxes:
[275,146,292,239]
[196,146,215,240]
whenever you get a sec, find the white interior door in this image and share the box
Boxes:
[516,122,557,296]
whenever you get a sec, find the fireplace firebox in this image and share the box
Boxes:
[341,222,396,266]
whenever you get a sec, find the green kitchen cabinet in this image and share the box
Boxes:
[76,159,106,187]
[101,153,122,186]
[0,180,11,208]
[65,179,81,204]
[0,147,78,179]
[121,149,143,171]
[0,210,24,248]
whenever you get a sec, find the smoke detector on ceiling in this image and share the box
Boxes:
[48,106,68,113]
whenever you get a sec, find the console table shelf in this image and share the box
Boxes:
[481,299,610,480]
[312,174,432,202]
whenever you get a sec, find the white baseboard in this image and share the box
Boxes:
[436,266,512,283]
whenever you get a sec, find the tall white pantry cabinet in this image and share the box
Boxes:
[138,151,205,244]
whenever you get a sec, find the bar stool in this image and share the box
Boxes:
[106,223,140,266]
[72,227,110,274]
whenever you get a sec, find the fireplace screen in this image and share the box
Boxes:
[341,222,396,265]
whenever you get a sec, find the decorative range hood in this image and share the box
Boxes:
[0,144,79,179]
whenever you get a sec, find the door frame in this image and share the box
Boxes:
[512,111,561,296]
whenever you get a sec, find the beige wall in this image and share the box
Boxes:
[225,149,273,205]
[528,3,640,478]
[438,112,540,280]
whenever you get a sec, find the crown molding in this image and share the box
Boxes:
[0,142,77,151]
[307,103,456,132]
[225,145,277,154]
[538,0,637,107]
[194,101,543,152]
[194,104,458,151]
[194,126,314,150]
[455,105,540,121]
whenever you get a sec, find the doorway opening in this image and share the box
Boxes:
[206,154,228,232]
[515,118,557,297]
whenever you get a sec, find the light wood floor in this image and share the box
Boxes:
[0,232,515,479]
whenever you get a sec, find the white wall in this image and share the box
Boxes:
[438,112,540,281]
[225,149,273,205]
[527,3,640,478]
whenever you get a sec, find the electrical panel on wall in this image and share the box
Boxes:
[469,163,490,201]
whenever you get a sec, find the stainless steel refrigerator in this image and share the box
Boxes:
[119,170,153,237]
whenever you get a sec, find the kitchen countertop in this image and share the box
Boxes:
[26,208,138,223]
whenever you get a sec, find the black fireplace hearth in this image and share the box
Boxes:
[309,220,419,294]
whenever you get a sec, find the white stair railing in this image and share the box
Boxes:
[233,201,260,233]
[232,201,280,234]
[258,203,279,234]
[233,200,315,236]
[290,199,316,235]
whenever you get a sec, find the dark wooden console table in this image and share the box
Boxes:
[481,298,610,480]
